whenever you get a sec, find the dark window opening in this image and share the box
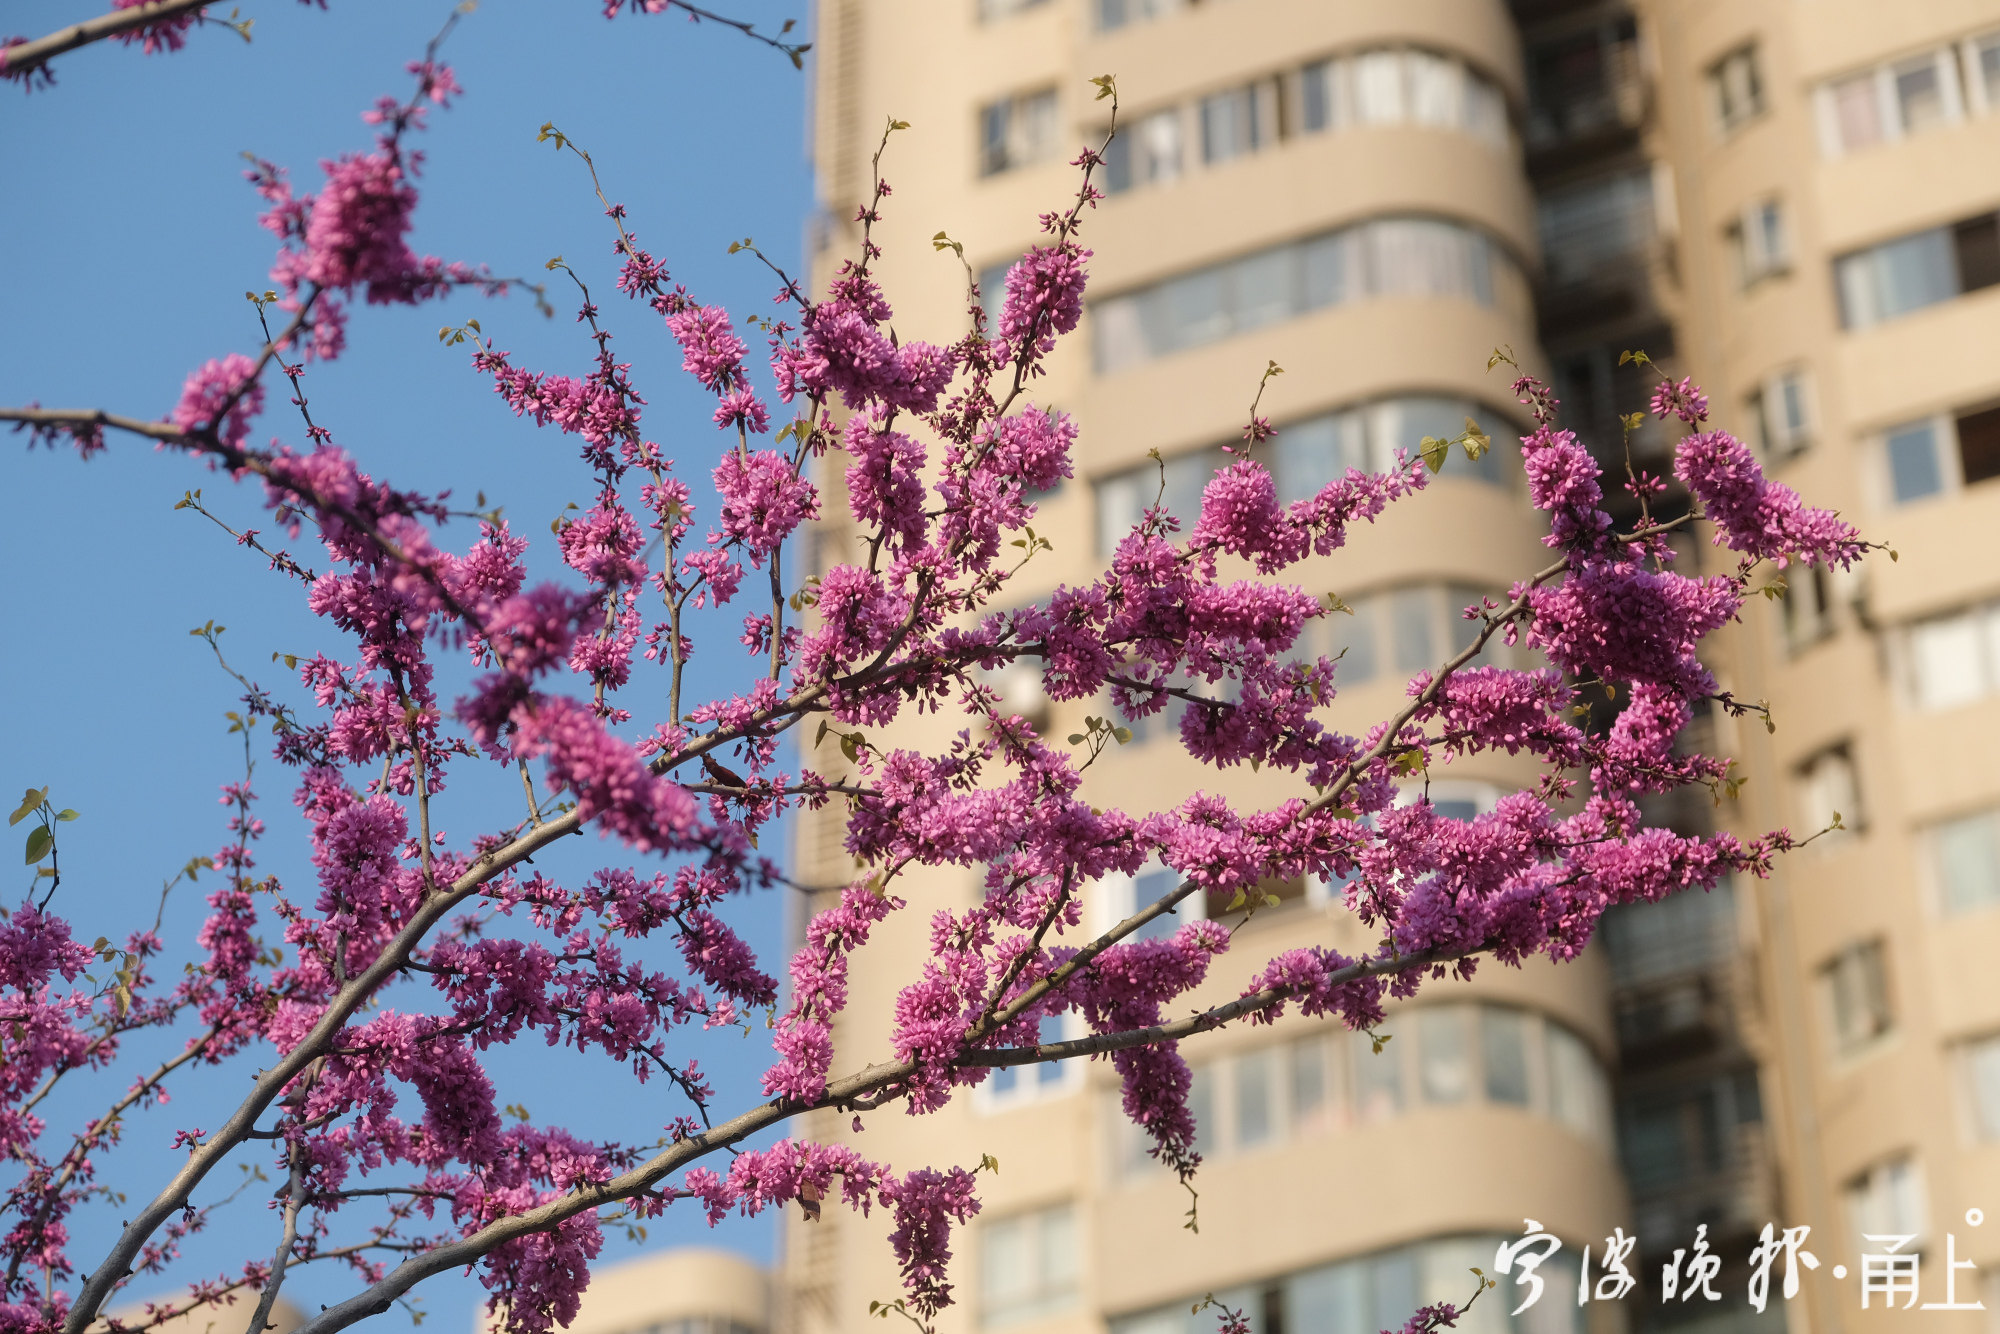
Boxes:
[1954,214,2000,294]
[1958,406,2000,486]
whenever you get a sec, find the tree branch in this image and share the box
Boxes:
[284,940,1464,1334]
[0,1,216,82]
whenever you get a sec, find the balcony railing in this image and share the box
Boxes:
[1525,30,1648,157]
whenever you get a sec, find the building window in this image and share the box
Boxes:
[1728,198,1790,287]
[1092,399,1516,558]
[1777,562,1835,650]
[982,1012,1083,1110]
[1748,369,1815,459]
[1092,217,1517,372]
[1960,1033,2000,1140]
[980,88,1058,176]
[980,1203,1080,1326]
[1820,939,1893,1055]
[1818,45,1966,157]
[1835,210,2000,329]
[1844,1157,1928,1243]
[1093,0,1185,31]
[1708,45,1766,133]
[1095,861,1203,942]
[1314,582,1526,689]
[1198,82,1274,164]
[1878,405,2000,505]
[1102,107,1184,193]
[976,0,1048,20]
[1299,48,1508,146]
[1901,599,2000,710]
[1111,1004,1609,1179]
[1112,1237,1582,1334]
[1929,809,2000,916]
[1796,743,1862,836]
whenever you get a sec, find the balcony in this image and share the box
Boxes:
[1523,18,1649,171]
[1629,1121,1779,1255]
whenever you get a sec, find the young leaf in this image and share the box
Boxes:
[25,825,53,864]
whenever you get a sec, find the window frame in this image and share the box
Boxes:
[978,86,1060,177]
[1748,367,1816,460]
[1818,937,1895,1058]
[978,1201,1083,1327]
[1707,44,1766,136]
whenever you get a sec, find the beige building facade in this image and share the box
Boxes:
[734,3,2000,1334]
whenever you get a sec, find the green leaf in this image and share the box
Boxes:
[55,809,78,823]
[1089,74,1117,101]
[1112,727,1132,745]
[1419,435,1449,473]
[9,788,46,827]
[25,826,53,865]
[1067,733,1086,745]
[1460,417,1490,461]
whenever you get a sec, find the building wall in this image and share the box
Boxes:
[786,2,2000,1334]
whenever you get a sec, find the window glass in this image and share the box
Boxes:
[1234,1048,1276,1147]
[1390,587,1437,674]
[1300,59,1341,132]
[1845,228,1958,328]
[1831,72,1884,152]
[1093,218,1509,371]
[1187,1064,1214,1155]
[1192,85,1256,163]
[1894,54,1950,134]
[1287,1261,1368,1332]
[1406,51,1463,127]
[1289,1037,1329,1128]
[1352,1026,1402,1121]
[1326,595,1380,685]
[1416,1006,1473,1104]
[1301,232,1357,309]
[1271,412,1359,505]
[1353,51,1406,124]
[981,1204,1080,1325]
[1368,1252,1420,1334]
[1547,1024,1606,1140]
[1159,267,1229,350]
[1822,939,1892,1053]
[1980,35,2000,109]
[1481,1008,1532,1106]
[1711,46,1764,130]
[1886,419,1946,503]
[1129,865,1187,941]
[1909,611,1987,709]
[1934,811,2000,916]
[1845,1158,1928,1242]
[1232,248,1297,331]
[1964,1034,2000,1140]
[1136,109,1183,187]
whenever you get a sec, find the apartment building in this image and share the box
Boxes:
[755,3,2000,1334]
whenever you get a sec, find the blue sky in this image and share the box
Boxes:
[3,2,816,1327]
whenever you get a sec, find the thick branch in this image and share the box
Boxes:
[0,1,214,81]
[286,941,1461,1334]
[63,810,592,1334]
